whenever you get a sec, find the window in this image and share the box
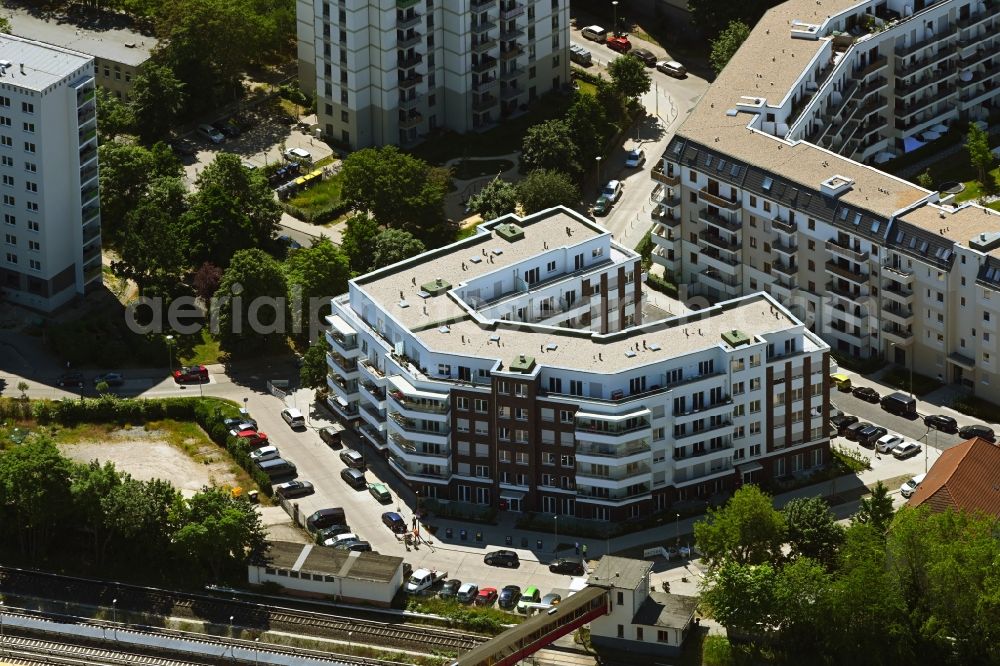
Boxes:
[750,377,761,390]
[2,195,13,206]
[474,465,490,478]
[547,260,556,272]
[0,136,10,147]
[27,240,38,251]
[457,418,470,433]
[560,454,574,467]
[4,252,16,264]
[496,380,509,394]
[23,142,35,153]
[24,162,35,172]
[0,97,7,107]
[21,102,33,114]
[474,399,488,413]
[541,407,554,421]
[2,214,12,225]
[457,397,469,410]
[28,259,40,271]
[498,450,511,463]
[25,182,36,193]
[559,409,573,423]
[2,175,11,186]
[21,123,34,133]
[515,452,528,465]
[514,384,528,398]
[4,233,15,245]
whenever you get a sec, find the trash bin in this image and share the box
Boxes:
[460,529,468,541]
[446,528,453,539]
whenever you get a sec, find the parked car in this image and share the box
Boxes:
[275,480,314,499]
[892,442,921,459]
[236,430,268,446]
[475,587,499,606]
[382,511,407,533]
[317,524,352,540]
[284,147,312,162]
[456,583,479,603]
[655,60,687,77]
[498,585,521,609]
[900,473,926,498]
[93,372,124,387]
[830,373,853,392]
[280,407,306,429]
[57,372,85,387]
[369,482,392,503]
[173,365,208,384]
[307,508,346,531]
[224,417,257,431]
[320,425,345,447]
[880,392,917,417]
[924,414,958,433]
[830,414,859,436]
[340,448,366,470]
[340,541,372,552]
[549,558,586,575]
[630,47,656,66]
[196,124,225,144]
[341,467,367,489]
[858,425,888,447]
[249,446,280,462]
[606,35,632,53]
[540,593,562,607]
[852,385,881,403]
[959,424,996,442]
[213,121,239,138]
[569,44,592,65]
[168,140,197,157]
[581,25,608,42]
[516,586,541,613]
[439,579,462,599]
[844,421,872,441]
[624,148,646,168]
[875,434,904,454]
[593,195,613,217]
[484,550,520,568]
[602,179,624,202]
[329,532,360,548]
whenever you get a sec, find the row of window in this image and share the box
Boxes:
[0,98,33,114]
[3,252,41,271]
[3,234,40,251]
[0,156,37,171]
[0,138,36,153]
[1,176,38,192]
[3,214,39,232]
[2,195,39,211]
[0,118,35,133]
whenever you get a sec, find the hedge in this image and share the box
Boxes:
[281,199,352,225]
[33,396,274,496]
[645,272,678,298]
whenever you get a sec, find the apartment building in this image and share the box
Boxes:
[650,0,1000,396]
[8,8,155,100]
[297,0,570,149]
[325,207,831,521]
[0,35,102,311]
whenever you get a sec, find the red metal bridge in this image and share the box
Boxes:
[452,586,610,666]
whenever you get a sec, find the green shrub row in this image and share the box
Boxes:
[881,368,942,396]
[33,396,274,496]
[951,394,1000,423]
[405,597,517,635]
[645,272,678,298]
[280,199,351,225]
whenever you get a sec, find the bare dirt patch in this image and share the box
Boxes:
[59,435,240,497]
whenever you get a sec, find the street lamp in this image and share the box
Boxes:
[112,598,117,640]
[675,513,681,546]
[254,638,260,666]
[230,615,235,638]
[918,428,932,474]
[889,341,914,399]
[165,335,174,375]
[1,600,5,651]
[553,515,559,552]
[612,0,619,35]
[595,156,602,190]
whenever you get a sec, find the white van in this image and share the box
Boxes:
[281,407,306,429]
[581,25,608,42]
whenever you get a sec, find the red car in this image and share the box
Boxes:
[607,35,632,53]
[236,430,268,446]
[173,365,208,384]
[475,587,498,606]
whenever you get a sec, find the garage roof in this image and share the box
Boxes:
[258,540,402,584]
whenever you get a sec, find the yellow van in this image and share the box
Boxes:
[830,373,852,392]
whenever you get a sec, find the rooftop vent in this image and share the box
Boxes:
[495,223,525,242]
[420,277,452,296]
[790,21,822,39]
[970,231,1000,253]
[510,354,536,373]
[820,174,854,197]
[721,329,751,348]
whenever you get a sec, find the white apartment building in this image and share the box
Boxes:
[297,0,570,148]
[650,0,1000,396]
[0,34,102,311]
[325,207,831,521]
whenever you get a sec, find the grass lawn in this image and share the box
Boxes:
[577,79,598,97]
[179,328,224,366]
[287,171,344,216]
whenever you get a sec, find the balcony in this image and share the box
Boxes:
[399,113,423,129]
[81,186,99,204]
[359,359,387,385]
[82,205,100,223]
[472,19,497,33]
[76,88,95,105]
[956,3,1000,31]
[472,57,498,73]
[826,238,869,263]
[79,128,97,145]
[359,423,388,449]
[472,95,499,111]
[471,0,497,7]
[895,86,959,118]
[883,282,914,303]
[326,395,359,419]
[576,463,651,485]
[397,0,420,7]
[698,209,740,232]
[397,31,422,49]
[576,439,651,462]
[328,374,360,402]
[698,230,739,253]
[772,259,797,276]
[360,378,386,400]
[499,67,524,81]
[78,109,96,126]
[698,187,739,209]
[326,320,359,354]
[397,53,423,69]
[499,44,523,61]
[855,54,887,78]
[473,38,497,54]
[576,414,651,437]
[80,167,98,185]
[882,325,913,346]
[825,260,869,285]
[883,304,914,327]
[499,3,525,20]
[576,484,651,504]
[697,268,739,290]
[772,238,797,256]
[80,147,97,165]
[701,246,740,270]
[387,411,450,440]
[82,226,101,244]
[389,456,450,482]
[327,352,359,377]
[896,51,957,78]
[359,402,387,431]
[825,281,866,304]
[389,433,450,461]
[397,12,422,30]
[883,265,913,284]
[772,216,796,235]
[651,163,679,186]
[397,74,423,91]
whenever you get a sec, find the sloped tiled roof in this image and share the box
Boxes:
[908,438,1000,516]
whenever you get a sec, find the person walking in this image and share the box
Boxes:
[582,543,588,559]
[574,541,580,555]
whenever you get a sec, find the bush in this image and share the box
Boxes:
[832,444,870,473]
[405,597,517,635]
[645,272,678,298]
[278,83,311,108]
[703,635,735,666]
[635,230,654,271]
[281,199,352,225]
[951,393,1000,423]
[881,368,941,396]
[34,396,274,496]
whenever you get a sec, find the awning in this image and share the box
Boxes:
[947,352,975,369]
[921,130,941,142]
[930,123,949,133]
[903,136,926,153]
[335,395,350,407]
[325,314,357,337]
[575,408,652,423]
[388,375,448,402]
[500,489,526,500]
[737,462,764,473]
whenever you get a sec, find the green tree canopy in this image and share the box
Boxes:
[300,334,329,388]
[96,87,135,141]
[340,214,381,274]
[517,169,580,214]
[284,237,351,330]
[687,0,780,38]
[608,54,652,101]
[129,63,186,144]
[215,249,289,352]
[372,229,426,270]
[111,175,187,295]
[853,480,895,535]
[97,141,182,244]
[467,178,518,221]
[170,485,266,580]
[701,561,780,635]
[0,437,74,559]
[520,120,581,177]
[693,484,786,567]
[566,92,611,166]
[966,122,996,191]
[783,495,845,566]
[710,20,752,75]
[183,153,282,267]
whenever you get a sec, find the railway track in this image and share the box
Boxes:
[0,634,210,666]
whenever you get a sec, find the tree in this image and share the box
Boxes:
[372,229,426,270]
[916,168,935,190]
[693,485,786,567]
[170,486,266,581]
[300,335,329,388]
[193,262,223,301]
[566,92,611,166]
[701,561,780,636]
[340,146,447,232]
[0,17,11,33]
[595,77,627,126]
[710,20,752,75]
[467,178,518,221]
[340,214,381,274]
[183,153,282,267]
[16,381,28,399]
[771,556,832,656]
[0,438,74,559]
[284,237,351,330]
[111,176,187,295]
[520,120,581,177]
[517,169,580,214]
[854,480,895,534]
[783,496,845,567]
[688,0,780,39]
[97,141,182,244]
[96,87,135,140]
[608,54,652,102]
[966,122,995,191]
[129,63,186,144]
[215,249,289,352]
